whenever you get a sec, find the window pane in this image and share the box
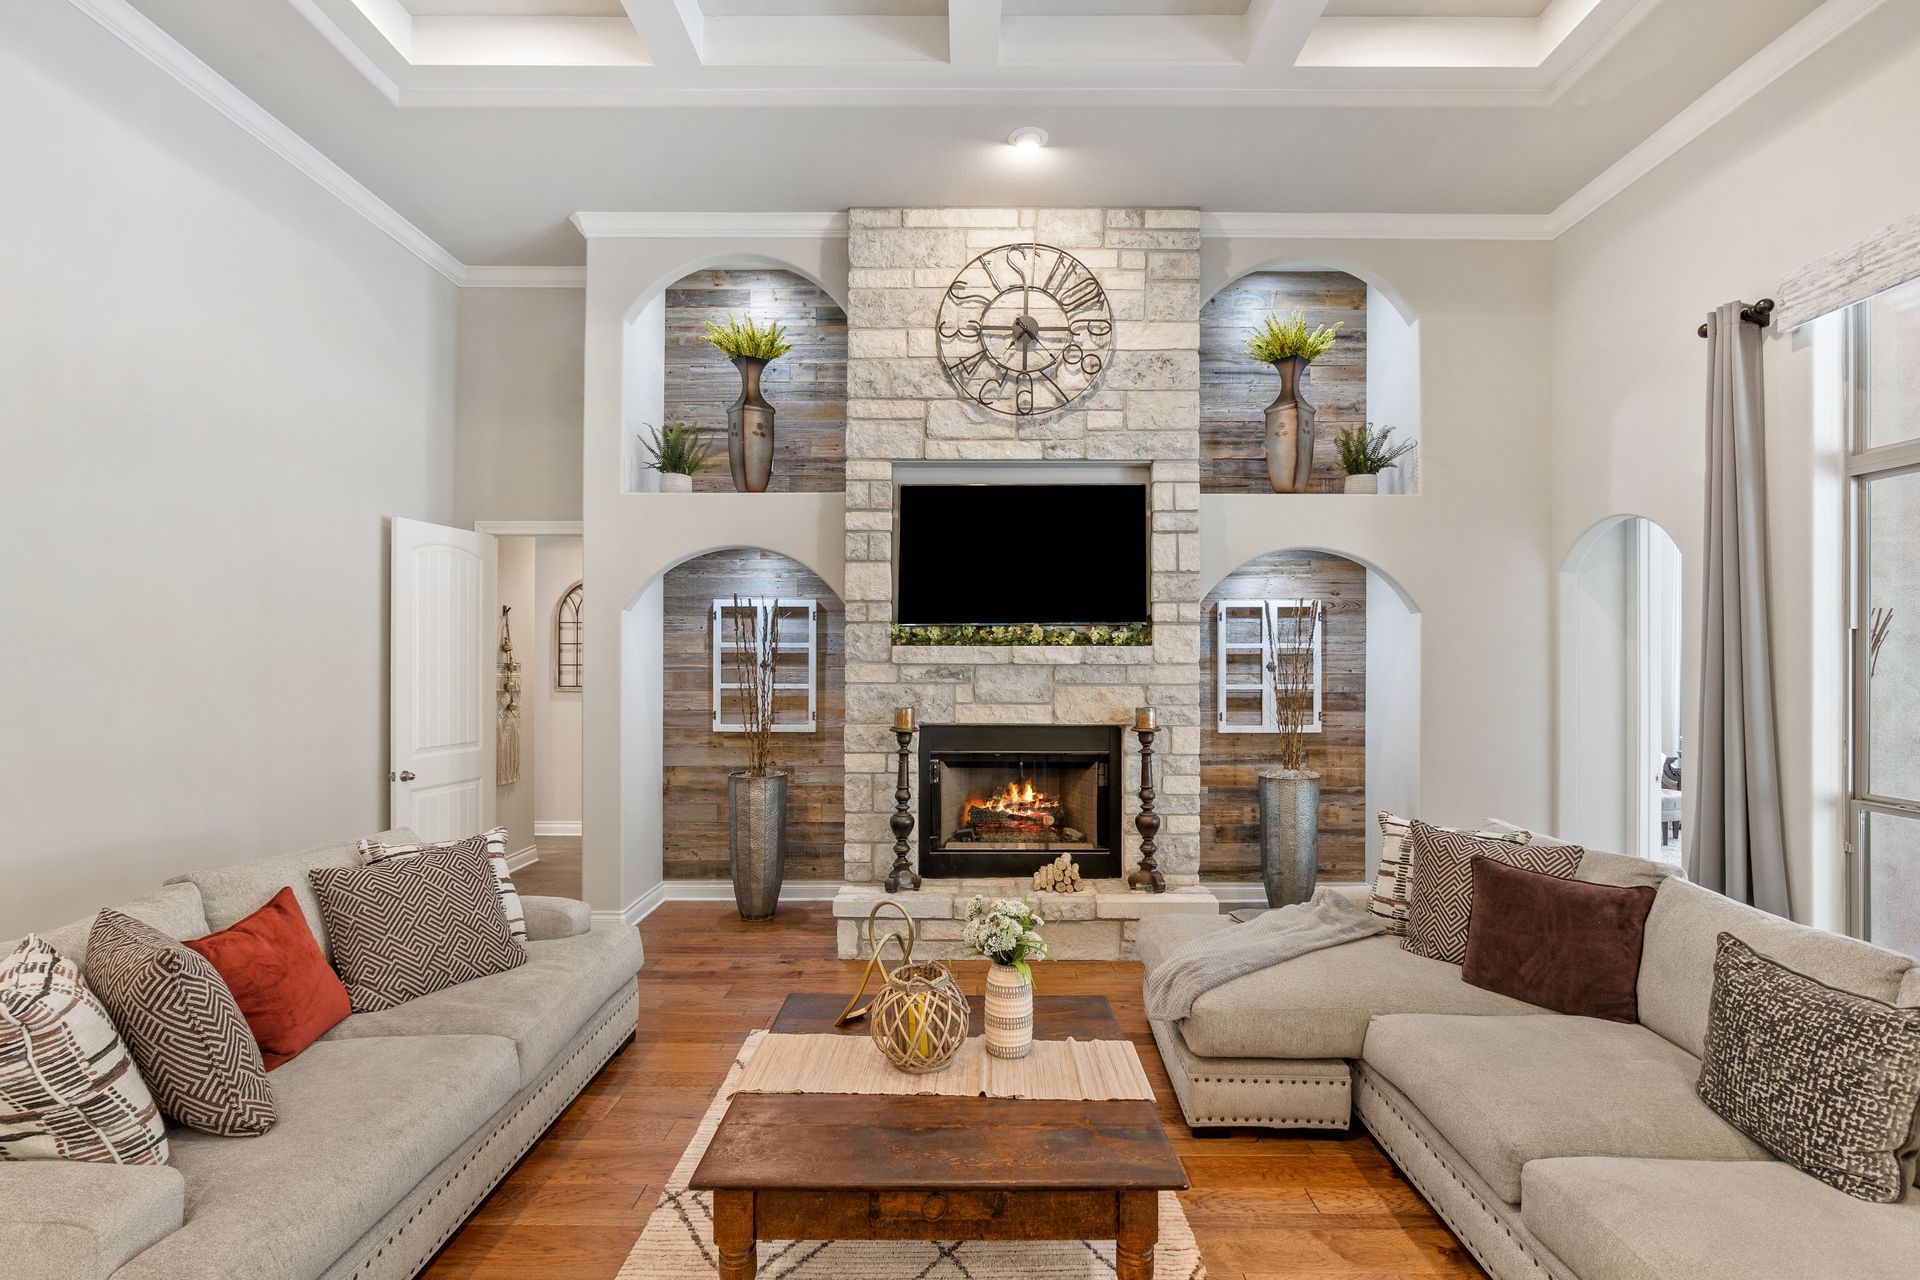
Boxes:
[1865,810,1920,960]
[1866,469,1920,800]
[1867,276,1920,448]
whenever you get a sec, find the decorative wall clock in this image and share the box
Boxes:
[936,242,1114,417]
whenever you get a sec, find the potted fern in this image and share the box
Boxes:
[1245,311,1341,494]
[1334,423,1416,494]
[640,422,714,493]
[704,315,792,494]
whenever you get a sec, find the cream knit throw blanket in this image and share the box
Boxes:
[1144,888,1385,1022]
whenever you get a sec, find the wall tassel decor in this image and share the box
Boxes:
[497,606,522,786]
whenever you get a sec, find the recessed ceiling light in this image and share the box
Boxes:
[1007,127,1049,152]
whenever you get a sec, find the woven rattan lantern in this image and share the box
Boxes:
[869,960,969,1074]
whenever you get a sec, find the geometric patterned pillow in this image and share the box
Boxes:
[82,911,276,1137]
[0,936,170,1164]
[358,828,526,943]
[310,838,527,1014]
[1402,820,1583,965]
[1371,813,1529,935]
[1697,932,1920,1203]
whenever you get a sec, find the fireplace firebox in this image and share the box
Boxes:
[918,725,1123,879]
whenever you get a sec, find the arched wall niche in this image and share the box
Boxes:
[1200,545,1421,884]
[1558,514,1686,862]
[1200,258,1421,496]
[620,255,849,495]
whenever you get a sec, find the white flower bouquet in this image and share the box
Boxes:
[962,896,1050,984]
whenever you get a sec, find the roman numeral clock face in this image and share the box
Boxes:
[936,243,1114,417]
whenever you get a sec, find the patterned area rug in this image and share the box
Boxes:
[620,1031,1207,1279]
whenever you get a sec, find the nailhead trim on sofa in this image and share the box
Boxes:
[1150,1018,1353,1130]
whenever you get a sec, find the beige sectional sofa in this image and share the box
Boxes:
[1,830,645,1280]
[1135,851,1920,1280]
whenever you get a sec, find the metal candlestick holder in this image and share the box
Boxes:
[884,727,921,893]
[1129,725,1166,893]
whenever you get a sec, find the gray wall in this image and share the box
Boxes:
[455,287,585,524]
[0,5,459,935]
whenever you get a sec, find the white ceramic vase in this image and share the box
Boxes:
[984,962,1033,1059]
[657,472,693,493]
[1343,473,1379,494]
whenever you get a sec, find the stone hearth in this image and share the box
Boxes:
[833,880,1219,961]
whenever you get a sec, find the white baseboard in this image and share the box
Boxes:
[591,883,663,929]
[1207,880,1369,910]
[533,821,582,838]
[505,845,540,872]
[591,880,857,928]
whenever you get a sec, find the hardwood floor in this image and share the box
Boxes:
[514,835,582,899]
[419,902,1487,1279]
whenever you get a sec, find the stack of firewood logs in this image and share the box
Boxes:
[1032,852,1085,894]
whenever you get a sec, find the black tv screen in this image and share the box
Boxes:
[895,484,1149,625]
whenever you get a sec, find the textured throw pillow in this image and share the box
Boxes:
[183,886,351,1070]
[311,839,527,1013]
[1697,933,1920,1203]
[0,937,169,1164]
[359,827,526,942]
[1371,813,1528,934]
[1403,820,1584,965]
[1461,858,1656,1021]
[83,910,276,1136]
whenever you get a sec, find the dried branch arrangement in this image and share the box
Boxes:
[727,595,782,777]
[1270,600,1323,774]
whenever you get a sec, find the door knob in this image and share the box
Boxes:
[398,770,417,782]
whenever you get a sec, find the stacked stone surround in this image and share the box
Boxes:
[834,207,1217,959]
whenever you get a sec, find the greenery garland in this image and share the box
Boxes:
[890,622,1152,648]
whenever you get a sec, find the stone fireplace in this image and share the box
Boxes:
[832,206,1219,959]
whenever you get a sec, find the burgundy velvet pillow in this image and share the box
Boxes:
[1461,858,1657,1022]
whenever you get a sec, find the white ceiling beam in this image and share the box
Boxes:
[947,0,1001,69]
[619,0,704,66]
[1241,0,1333,70]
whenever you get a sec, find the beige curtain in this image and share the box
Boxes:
[1690,302,1790,916]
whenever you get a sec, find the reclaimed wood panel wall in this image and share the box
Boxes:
[1201,550,1368,882]
[663,549,845,881]
[1200,271,1368,493]
[663,269,848,493]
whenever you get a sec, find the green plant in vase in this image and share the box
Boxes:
[640,422,714,493]
[703,315,793,493]
[1334,422,1416,494]
[1245,310,1342,494]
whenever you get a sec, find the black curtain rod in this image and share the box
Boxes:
[1697,298,1775,338]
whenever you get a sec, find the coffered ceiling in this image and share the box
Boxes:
[51,0,1911,265]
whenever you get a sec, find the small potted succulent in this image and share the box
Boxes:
[1334,422,1417,494]
[640,422,714,493]
[1245,311,1341,494]
[703,315,792,494]
[962,896,1049,1060]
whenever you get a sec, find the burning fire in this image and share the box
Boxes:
[962,778,1060,829]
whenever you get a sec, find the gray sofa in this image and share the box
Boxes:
[1136,851,1920,1280]
[1,830,645,1280]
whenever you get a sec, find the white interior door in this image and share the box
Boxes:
[390,518,496,840]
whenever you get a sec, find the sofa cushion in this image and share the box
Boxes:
[1404,821,1583,965]
[6,883,211,967]
[1132,913,1230,974]
[182,887,351,1072]
[1363,1012,1771,1203]
[1697,933,1920,1201]
[1460,859,1655,1022]
[1521,1156,1920,1280]
[521,894,591,942]
[319,921,644,1087]
[111,1034,519,1280]
[360,827,527,943]
[1148,932,1549,1060]
[166,830,419,963]
[1481,820,1680,890]
[1638,876,1915,1058]
[0,1161,185,1280]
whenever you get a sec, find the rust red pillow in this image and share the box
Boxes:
[184,886,351,1069]
[1461,858,1657,1022]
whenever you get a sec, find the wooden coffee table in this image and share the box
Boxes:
[690,993,1188,1278]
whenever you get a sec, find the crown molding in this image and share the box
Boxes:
[66,0,463,283]
[1545,0,1889,237]
[1200,211,1556,241]
[571,211,849,239]
[457,265,589,288]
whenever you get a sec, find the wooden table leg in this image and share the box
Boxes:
[713,1189,757,1279]
[1116,1189,1158,1279]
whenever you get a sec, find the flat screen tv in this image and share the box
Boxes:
[895,484,1149,626]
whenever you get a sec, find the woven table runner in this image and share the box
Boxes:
[735,1033,1155,1102]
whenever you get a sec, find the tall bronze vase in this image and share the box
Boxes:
[728,770,788,921]
[1263,356,1316,494]
[727,356,775,493]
